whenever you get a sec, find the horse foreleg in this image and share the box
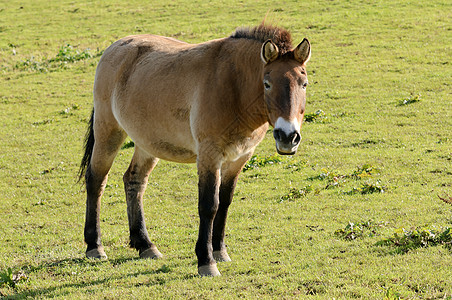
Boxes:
[211,177,235,263]
[196,150,222,276]
[213,153,252,263]
[123,148,162,259]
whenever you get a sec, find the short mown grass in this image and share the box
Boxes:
[1,0,451,298]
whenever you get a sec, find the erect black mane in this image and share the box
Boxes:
[230,24,293,54]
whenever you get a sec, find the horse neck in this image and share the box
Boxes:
[228,39,269,131]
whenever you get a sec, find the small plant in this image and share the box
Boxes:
[397,94,421,106]
[121,140,135,150]
[279,186,312,202]
[156,264,171,273]
[40,167,55,175]
[376,226,452,253]
[59,104,79,115]
[306,168,345,190]
[350,164,380,179]
[49,44,96,63]
[437,137,450,144]
[0,268,26,288]
[15,56,48,72]
[243,154,282,172]
[307,164,384,192]
[335,220,386,240]
[309,164,379,182]
[0,268,14,287]
[284,160,307,172]
[304,109,327,123]
[307,168,341,182]
[345,180,386,195]
[384,288,401,300]
[32,119,54,126]
[15,44,103,72]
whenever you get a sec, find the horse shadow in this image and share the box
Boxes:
[5,256,195,299]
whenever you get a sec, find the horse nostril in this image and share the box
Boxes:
[273,129,282,142]
[291,132,301,145]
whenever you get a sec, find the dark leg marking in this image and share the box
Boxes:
[84,167,108,259]
[123,154,162,259]
[196,170,220,275]
[212,177,237,261]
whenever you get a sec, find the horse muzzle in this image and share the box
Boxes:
[273,128,301,155]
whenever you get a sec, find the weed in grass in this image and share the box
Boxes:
[306,225,324,232]
[350,164,380,179]
[0,268,26,288]
[332,111,351,118]
[307,164,384,193]
[397,93,421,106]
[40,162,65,175]
[351,139,385,148]
[32,119,54,126]
[304,109,327,123]
[301,280,327,296]
[15,44,102,72]
[345,180,386,195]
[156,265,171,274]
[284,160,308,172]
[59,104,79,116]
[243,154,282,172]
[49,44,101,64]
[384,288,401,300]
[121,140,135,150]
[376,227,452,254]
[335,220,386,240]
[307,168,345,190]
[307,168,341,182]
[309,164,379,182]
[0,268,14,288]
[15,56,48,73]
[279,186,313,202]
[437,137,450,144]
[40,168,55,175]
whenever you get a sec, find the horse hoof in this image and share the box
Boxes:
[213,250,231,262]
[139,247,163,259]
[86,247,107,260]
[198,264,221,277]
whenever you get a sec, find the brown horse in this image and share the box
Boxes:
[79,24,311,276]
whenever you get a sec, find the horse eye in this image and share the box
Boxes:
[264,80,271,90]
[302,82,308,89]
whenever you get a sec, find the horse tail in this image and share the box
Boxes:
[78,109,95,183]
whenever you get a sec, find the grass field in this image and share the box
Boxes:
[1,0,451,298]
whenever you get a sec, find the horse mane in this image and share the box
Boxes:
[230,24,293,54]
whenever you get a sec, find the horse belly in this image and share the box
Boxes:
[112,94,197,163]
[144,138,197,163]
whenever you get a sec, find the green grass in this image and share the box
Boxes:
[1,0,451,298]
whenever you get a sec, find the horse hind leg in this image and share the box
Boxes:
[83,110,127,259]
[123,147,162,259]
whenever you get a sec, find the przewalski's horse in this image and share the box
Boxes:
[79,24,311,276]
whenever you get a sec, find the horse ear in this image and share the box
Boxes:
[294,38,311,65]
[261,40,279,64]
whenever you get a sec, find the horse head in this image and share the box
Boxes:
[261,38,311,155]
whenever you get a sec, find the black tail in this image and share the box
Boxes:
[78,109,95,183]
